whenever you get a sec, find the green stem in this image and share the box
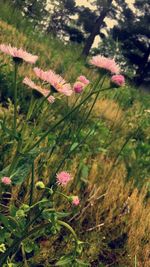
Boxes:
[101,129,140,182]
[77,75,106,133]
[47,126,94,188]
[29,161,35,206]
[13,63,18,136]
[26,93,35,121]
[7,140,21,176]
[31,91,52,119]
[56,191,69,201]
[21,243,29,267]
[58,220,78,242]
[26,87,112,153]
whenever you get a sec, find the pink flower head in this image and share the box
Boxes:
[77,75,90,85]
[56,171,72,187]
[0,44,38,64]
[34,68,73,96]
[72,196,80,206]
[90,55,120,74]
[111,75,125,87]
[23,77,55,103]
[1,176,11,185]
[73,81,84,94]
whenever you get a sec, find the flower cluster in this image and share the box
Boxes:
[0,44,126,215]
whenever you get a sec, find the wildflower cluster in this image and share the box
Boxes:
[0,42,125,266]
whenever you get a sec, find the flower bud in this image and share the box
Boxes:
[111,75,125,87]
[73,82,84,94]
[35,181,45,190]
[69,196,80,206]
[1,176,11,185]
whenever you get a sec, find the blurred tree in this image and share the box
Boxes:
[11,0,25,10]
[46,0,76,37]
[64,25,85,43]
[81,0,113,56]
[11,0,48,28]
[112,0,150,84]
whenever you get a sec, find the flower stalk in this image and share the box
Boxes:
[13,63,18,136]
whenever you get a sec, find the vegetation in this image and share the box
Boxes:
[0,1,150,266]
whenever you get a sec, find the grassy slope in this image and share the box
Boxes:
[0,2,150,266]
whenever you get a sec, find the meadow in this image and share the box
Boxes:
[0,1,150,266]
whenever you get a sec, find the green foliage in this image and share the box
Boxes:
[112,0,150,84]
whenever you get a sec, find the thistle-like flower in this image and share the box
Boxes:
[56,171,72,187]
[0,44,38,64]
[90,55,120,74]
[34,67,73,96]
[23,77,55,103]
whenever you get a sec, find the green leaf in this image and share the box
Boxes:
[0,214,10,229]
[81,165,89,179]
[55,255,73,266]
[70,142,79,152]
[23,239,35,253]
[56,212,71,219]
[0,214,19,235]
[75,259,90,266]
[11,161,31,185]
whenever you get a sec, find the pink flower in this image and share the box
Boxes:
[56,171,72,187]
[111,75,125,87]
[1,177,11,185]
[0,44,38,64]
[23,77,55,103]
[72,196,80,206]
[77,75,90,85]
[34,67,73,96]
[90,55,120,74]
[73,81,84,94]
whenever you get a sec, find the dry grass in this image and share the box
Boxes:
[71,154,150,266]
[94,98,124,126]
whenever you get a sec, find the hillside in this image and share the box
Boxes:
[0,2,150,266]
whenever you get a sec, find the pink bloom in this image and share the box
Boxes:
[73,81,84,94]
[56,171,72,186]
[0,44,38,64]
[1,177,11,185]
[111,75,125,87]
[34,67,73,96]
[78,75,90,85]
[23,77,55,103]
[90,55,120,74]
[72,196,80,206]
